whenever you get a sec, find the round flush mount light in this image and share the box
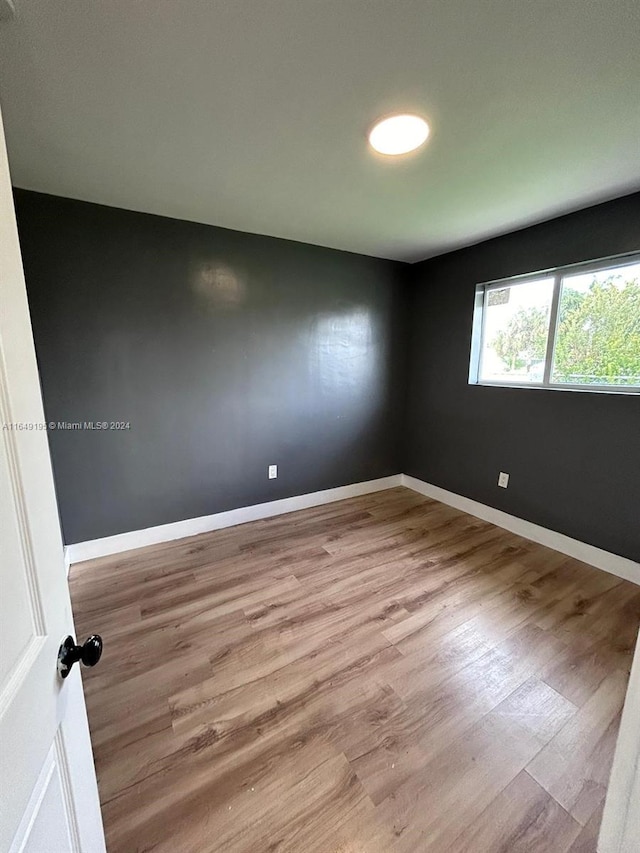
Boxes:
[368,113,430,156]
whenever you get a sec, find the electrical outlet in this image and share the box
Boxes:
[268,464,277,479]
[498,471,509,488]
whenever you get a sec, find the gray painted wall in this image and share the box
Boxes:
[14,190,406,544]
[14,189,640,560]
[404,193,640,562]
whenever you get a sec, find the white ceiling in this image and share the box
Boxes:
[0,0,639,262]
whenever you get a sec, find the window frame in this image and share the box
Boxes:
[469,251,640,395]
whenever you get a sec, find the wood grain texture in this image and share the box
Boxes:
[69,487,640,852]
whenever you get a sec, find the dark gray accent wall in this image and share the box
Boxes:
[14,188,640,559]
[404,193,640,562]
[14,190,406,545]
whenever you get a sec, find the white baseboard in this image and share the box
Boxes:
[402,474,640,587]
[66,472,639,586]
[65,475,403,564]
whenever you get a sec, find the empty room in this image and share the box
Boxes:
[1,1,639,852]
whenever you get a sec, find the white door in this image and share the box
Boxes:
[599,632,640,853]
[0,105,106,852]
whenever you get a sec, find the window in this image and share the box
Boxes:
[469,255,640,393]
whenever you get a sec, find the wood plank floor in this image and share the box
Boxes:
[69,487,640,853]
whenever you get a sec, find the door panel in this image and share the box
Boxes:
[0,102,105,852]
[11,741,74,853]
[0,429,35,686]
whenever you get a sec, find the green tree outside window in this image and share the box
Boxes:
[491,274,640,386]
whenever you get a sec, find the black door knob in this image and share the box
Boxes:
[57,635,103,678]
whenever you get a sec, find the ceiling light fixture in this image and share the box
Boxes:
[368,113,430,156]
